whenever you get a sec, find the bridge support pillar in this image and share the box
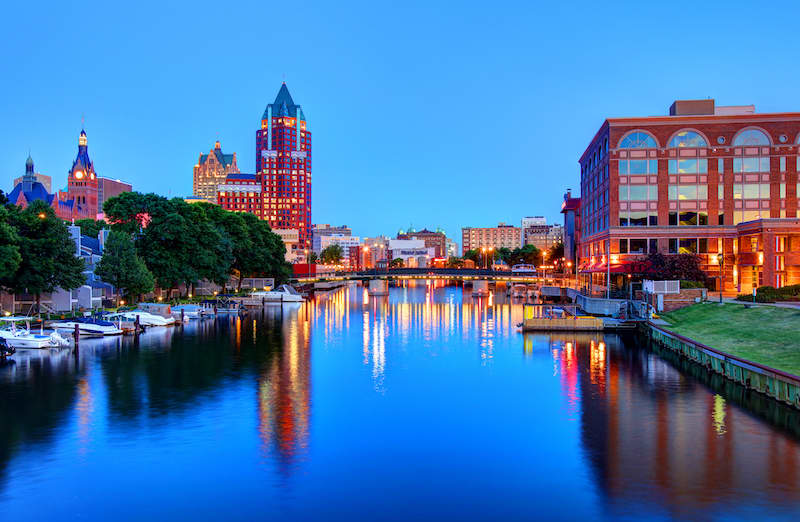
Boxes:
[368,279,389,296]
[473,280,490,297]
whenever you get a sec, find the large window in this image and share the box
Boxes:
[668,184,708,200]
[618,131,658,149]
[668,158,708,174]
[733,157,770,172]
[618,159,658,174]
[733,129,770,146]
[668,130,708,148]
[669,211,709,226]
[619,184,657,201]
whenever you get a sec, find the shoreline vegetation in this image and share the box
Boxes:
[661,303,800,376]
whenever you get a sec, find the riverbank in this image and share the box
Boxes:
[661,303,800,376]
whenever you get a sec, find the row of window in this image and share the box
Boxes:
[617,237,711,255]
[617,128,785,150]
[620,183,800,201]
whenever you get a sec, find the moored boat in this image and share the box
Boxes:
[50,317,124,336]
[0,317,70,348]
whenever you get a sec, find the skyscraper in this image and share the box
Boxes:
[218,83,312,256]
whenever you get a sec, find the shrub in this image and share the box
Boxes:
[735,285,800,303]
[680,280,705,289]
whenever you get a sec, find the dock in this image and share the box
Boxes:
[520,304,640,332]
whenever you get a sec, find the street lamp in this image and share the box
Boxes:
[717,252,724,304]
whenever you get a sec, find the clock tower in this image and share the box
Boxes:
[66,129,100,218]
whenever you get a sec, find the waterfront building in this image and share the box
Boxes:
[445,238,458,257]
[317,234,361,262]
[218,83,312,255]
[561,189,581,263]
[312,224,352,253]
[520,216,546,246]
[388,239,434,267]
[273,228,302,263]
[396,227,447,257]
[461,223,522,255]
[193,141,239,202]
[578,98,800,292]
[522,222,564,252]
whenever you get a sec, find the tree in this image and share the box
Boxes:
[0,205,21,280]
[389,258,404,268]
[546,242,564,263]
[496,247,512,265]
[95,230,154,303]
[320,244,344,264]
[74,218,106,238]
[508,244,541,266]
[239,213,291,287]
[446,256,464,269]
[463,249,480,263]
[309,252,319,264]
[639,253,707,283]
[0,201,85,313]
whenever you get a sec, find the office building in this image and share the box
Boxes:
[578,98,800,291]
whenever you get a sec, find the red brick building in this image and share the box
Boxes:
[397,228,447,257]
[579,99,800,292]
[218,83,312,255]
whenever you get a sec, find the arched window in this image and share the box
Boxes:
[733,128,770,146]
[668,130,708,148]
[618,131,658,149]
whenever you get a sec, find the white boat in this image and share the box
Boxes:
[50,317,124,336]
[251,284,304,302]
[0,317,70,348]
[106,311,176,327]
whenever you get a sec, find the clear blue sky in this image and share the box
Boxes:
[4,1,798,243]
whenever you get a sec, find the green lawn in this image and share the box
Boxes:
[661,303,800,376]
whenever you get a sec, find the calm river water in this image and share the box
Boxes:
[1,281,799,520]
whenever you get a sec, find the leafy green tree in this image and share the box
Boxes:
[389,258,404,268]
[239,213,291,287]
[546,242,565,264]
[95,230,154,303]
[463,249,480,263]
[496,247,512,265]
[103,191,164,234]
[74,218,106,238]
[0,189,8,205]
[509,244,541,266]
[309,251,319,264]
[0,205,21,280]
[446,256,464,268]
[320,244,344,264]
[0,201,85,313]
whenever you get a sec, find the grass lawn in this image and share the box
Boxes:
[661,303,800,376]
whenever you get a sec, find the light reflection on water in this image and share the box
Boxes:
[0,281,798,520]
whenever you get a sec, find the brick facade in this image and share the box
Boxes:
[579,100,800,292]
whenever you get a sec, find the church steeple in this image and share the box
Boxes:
[22,154,35,192]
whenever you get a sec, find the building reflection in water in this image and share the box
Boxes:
[256,305,311,472]
[538,332,800,515]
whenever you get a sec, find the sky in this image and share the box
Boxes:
[3,1,800,244]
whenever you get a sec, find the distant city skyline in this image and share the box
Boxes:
[4,1,800,241]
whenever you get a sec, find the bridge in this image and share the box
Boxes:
[293,267,574,285]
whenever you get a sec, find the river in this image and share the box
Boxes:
[1,281,799,520]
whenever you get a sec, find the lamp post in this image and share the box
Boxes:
[717,252,724,304]
[481,247,486,270]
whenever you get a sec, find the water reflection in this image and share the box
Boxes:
[0,282,797,519]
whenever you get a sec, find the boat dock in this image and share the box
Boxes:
[520,304,640,332]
